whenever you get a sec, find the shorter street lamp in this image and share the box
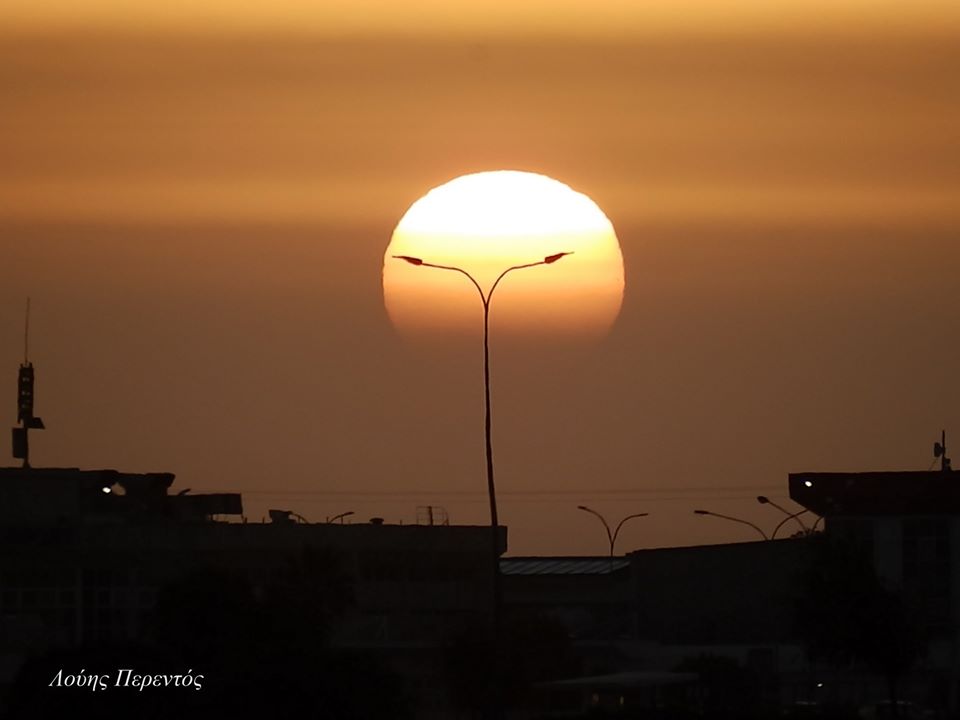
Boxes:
[327,511,354,524]
[757,495,810,536]
[577,505,649,558]
[771,509,813,539]
[693,509,768,541]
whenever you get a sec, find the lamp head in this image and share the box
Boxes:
[577,505,589,511]
[693,509,708,515]
[757,495,770,504]
[393,255,424,266]
[544,251,573,264]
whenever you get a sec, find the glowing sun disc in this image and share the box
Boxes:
[383,171,624,336]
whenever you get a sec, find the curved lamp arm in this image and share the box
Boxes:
[393,256,486,305]
[579,506,649,556]
[394,252,574,307]
[771,509,810,539]
[758,495,810,532]
[578,505,613,551]
[612,513,650,550]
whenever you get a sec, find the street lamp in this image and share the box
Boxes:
[757,495,810,536]
[693,509,769,540]
[577,505,648,558]
[394,252,573,627]
[770,510,812,539]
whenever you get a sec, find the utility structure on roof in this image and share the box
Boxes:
[935,430,952,471]
[12,299,44,468]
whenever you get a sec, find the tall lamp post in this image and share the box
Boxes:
[693,509,769,540]
[393,252,572,632]
[577,505,648,558]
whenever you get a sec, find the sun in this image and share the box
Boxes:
[383,170,624,336]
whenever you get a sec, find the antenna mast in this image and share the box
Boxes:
[12,298,45,469]
[24,298,30,365]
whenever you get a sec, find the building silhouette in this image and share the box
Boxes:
[3,353,957,717]
[0,464,504,716]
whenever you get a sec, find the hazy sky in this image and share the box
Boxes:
[5,1,960,35]
[1,2,958,554]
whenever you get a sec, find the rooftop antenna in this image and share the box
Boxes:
[934,430,951,472]
[24,298,29,364]
[12,298,45,468]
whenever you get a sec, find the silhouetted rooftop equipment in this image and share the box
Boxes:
[267,509,309,524]
[791,470,958,516]
[791,433,955,517]
[269,509,295,524]
[416,505,449,526]
[0,467,242,525]
[934,429,952,471]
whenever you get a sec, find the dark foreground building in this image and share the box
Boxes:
[0,465,503,718]
[504,540,815,718]
[790,468,960,712]
[502,459,960,718]
[3,437,957,719]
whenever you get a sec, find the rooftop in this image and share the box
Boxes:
[500,556,629,575]
[789,470,959,516]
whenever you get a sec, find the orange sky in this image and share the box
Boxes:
[4,0,960,35]
[3,34,956,226]
[1,3,958,554]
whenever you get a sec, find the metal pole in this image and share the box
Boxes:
[482,297,502,663]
